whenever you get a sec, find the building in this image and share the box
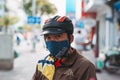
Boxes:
[82,0,120,54]
[0,0,5,17]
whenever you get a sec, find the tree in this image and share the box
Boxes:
[0,15,19,32]
[0,0,19,32]
[23,0,57,16]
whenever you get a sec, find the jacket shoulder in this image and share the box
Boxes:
[75,53,95,69]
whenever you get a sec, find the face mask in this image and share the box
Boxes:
[45,40,70,58]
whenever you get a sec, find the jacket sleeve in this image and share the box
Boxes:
[81,63,97,80]
[32,65,48,80]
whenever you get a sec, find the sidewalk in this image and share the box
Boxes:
[0,40,49,80]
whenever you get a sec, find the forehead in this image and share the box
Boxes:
[44,33,67,36]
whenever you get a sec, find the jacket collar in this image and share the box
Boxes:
[60,48,78,67]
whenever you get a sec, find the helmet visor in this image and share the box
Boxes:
[42,28,65,35]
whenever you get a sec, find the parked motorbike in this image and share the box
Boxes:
[104,47,120,73]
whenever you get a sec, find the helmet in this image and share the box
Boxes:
[42,15,73,35]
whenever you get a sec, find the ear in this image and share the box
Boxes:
[69,35,74,43]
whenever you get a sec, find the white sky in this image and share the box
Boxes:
[49,0,82,19]
[48,0,66,16]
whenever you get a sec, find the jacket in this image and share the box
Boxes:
[32,48,97,80]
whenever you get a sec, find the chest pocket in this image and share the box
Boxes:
[60,69,76,80]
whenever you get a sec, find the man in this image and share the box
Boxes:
[32,15,97,80]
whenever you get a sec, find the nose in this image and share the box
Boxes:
[50,37,56,41]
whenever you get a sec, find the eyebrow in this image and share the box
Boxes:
[45,33,64,36]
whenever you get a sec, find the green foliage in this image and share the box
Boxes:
[18,26,24,30]
[36,24,41,29]
[40,2,57,15]
[23,0,33,16]
[17,24,41,32]
[0,0,19,32]
[9,16,19,25]
[0,16,19,28]
[0,5,2,9]
[22,0,57,16]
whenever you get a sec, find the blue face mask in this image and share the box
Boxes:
[45,40,70,58]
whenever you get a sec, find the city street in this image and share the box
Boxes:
[0,40,120,80]
[0,0,120,80]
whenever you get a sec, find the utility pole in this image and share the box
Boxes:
[32,0,36,52]
[32,0,36,16]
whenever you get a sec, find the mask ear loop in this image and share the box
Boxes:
[67,33,71,45]
[43,35,49,51]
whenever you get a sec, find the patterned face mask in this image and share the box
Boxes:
[45,40,70,58]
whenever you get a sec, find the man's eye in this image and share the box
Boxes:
[57,35,61,37]
[46,36,51,39]
[45,35,50,39]
[56,34,61,38]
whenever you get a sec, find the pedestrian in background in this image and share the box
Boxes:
[32,15,97,80]
[72,30,86,53]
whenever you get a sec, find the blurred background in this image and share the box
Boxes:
[0,0,120,80]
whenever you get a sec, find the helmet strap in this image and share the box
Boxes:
[67,33,71,45]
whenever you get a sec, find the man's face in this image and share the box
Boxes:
[44,33,74,57]
[44,33,68,42]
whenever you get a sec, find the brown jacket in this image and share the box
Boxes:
[32,49,97,80]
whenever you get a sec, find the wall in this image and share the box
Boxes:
[0,33,14,70]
